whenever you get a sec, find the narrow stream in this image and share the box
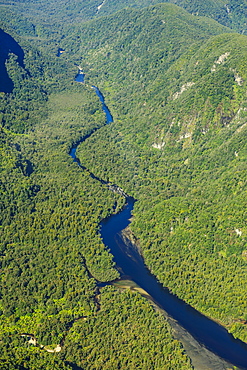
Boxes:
[71,76,247,370]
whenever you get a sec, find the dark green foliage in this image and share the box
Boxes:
[1,0,246,33]
[63,286,192,369]
[0,335,71,370]
[71,4,247,342]
[1,0,247,368]
[0,81,122,366]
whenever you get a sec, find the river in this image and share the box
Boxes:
[0,29,25,93]
[72,77,247,369]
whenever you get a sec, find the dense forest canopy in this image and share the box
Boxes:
[75,4,247,342]
[0,0,247,32]
[1,0,247,369]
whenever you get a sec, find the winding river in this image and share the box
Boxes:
[71,76,247,370]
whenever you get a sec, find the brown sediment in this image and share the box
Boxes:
[113,279,238,370]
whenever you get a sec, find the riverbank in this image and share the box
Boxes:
[73,79,247,369]
[113,279,236,370]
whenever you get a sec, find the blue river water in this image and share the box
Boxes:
[71,79,247,369]
[92,86,113,123]
[100,197,247,369]
[75,72,85,83]
[0,29,25,93]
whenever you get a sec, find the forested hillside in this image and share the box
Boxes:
[74,4,247,343]
[0,0,246,33]
[94,0,247,33]
[1,0,247,369]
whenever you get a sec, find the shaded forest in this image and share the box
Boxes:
[1,0,247,369]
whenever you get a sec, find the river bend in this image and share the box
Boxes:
[71,78,247,370]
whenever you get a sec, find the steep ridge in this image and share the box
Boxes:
[0,19,194,369]
[72,4,247,343]
[1,2,247,369]
[0,0,246,33]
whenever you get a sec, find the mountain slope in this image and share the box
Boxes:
[69,4,247,342]
[0,6,195,369]
[1,0,246,33]
[1,1,247,369]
